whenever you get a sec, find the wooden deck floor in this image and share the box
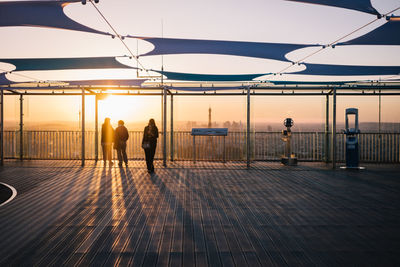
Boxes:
[0,160,399,266]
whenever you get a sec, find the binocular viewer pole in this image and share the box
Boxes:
[281,118,297,166]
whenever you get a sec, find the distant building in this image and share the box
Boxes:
[208,107,212,128]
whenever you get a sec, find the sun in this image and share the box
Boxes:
[98,95,138,125]
[96,94,162,128]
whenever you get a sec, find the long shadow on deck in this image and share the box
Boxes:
[1,162,400,266]
[1,167,100,265]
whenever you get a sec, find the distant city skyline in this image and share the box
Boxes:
[3,118,400,133]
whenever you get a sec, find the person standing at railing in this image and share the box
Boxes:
[142,118,159,173]
[101,117,115,167]
[115,120,129,167]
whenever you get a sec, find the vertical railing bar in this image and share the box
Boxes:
[44,131,46,159]
[375,133,378,162]
[56,131,58,159]
[45,131,47,159]
[66,131,68,160]
[360,133,363,162]
[388,134,390,163]
[37,131,40,159]
[59,131,61,159]
[51,131,54,160]
[54,131,56,159]
[369,133,372,162]
[50,132,56,159]
[371,133,374,162]
[389,134,392,163]
[382,133,384,163]
[63,131,65,159]
[35,132,40,159]
[393,134,396,163]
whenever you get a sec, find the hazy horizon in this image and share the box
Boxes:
[3,119,400,133]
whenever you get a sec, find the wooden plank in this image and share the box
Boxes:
[1,161,400,267]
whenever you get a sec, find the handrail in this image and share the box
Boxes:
[3,130,400,163]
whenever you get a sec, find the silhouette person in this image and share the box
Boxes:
[142,118,158,173]
[101,117,114,166]
[115,120,129,167]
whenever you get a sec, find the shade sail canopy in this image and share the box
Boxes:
[339,20,400,46]
[0,78,146,88]
[130,36,314,62]
[0,57,134,71]
[298,63,400,75]
[1,1,397,84]
[0,73,14,85]
[169,86,245,92]
[67,79,146,87]
[285,0,379,15]
[0,1,110,36]
[268,80,355,85]
[152,70,268,81]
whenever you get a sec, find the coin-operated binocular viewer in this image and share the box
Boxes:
[342,108,363,169]
[281,118,297,166]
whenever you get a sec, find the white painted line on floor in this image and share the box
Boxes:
[0,182,17,207]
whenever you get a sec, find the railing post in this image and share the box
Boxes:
[19,94,23,161]
[170,93,174,161]
[246,87,251,169]
[332,88,337,169]
[95,94,98,161]
[325,93,330,163]
[0,89,4,166]
[163,86,167,167]
[81,89,85,166]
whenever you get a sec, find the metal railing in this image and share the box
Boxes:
[3,131,400,163]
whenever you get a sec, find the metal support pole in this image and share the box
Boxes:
[378,90,381,134]
[163,87,167,167]
[161,66,164,144]
[81,89,85,166]
[325,94,330,163]
[19,94,23,161]
[161,90,164,133]
[332,88,337,169]
[95,95,99,161]
[246,87,251,169]
[378,90,382,159]
[170,94,174,161]
[1,89,4,166]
